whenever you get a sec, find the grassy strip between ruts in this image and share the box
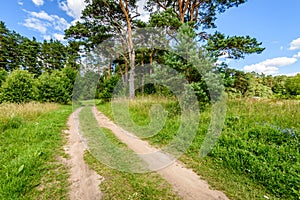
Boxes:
[96,96,300,200]
[79,105,180,199]
[0,103,72,200]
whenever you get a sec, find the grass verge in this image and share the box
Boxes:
[96,96,299,199]
[0,103,72,200]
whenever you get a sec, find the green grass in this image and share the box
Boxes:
[85,152,180,200]
[97,96,300,199]
[78,105,180,199]
[79,106,149,172]
[0,103,72,200]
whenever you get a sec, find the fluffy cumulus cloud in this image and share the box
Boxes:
[243,57,298,75]
[23,18,48,34]
[32,0,44,6]
[59,0,86,20]
[29,10,54,21]
[22,10,71,41]
[289,37,300,50]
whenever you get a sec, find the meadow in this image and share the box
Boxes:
[97,97,300,199]
[1,98,299,199]
[0,103,72,199]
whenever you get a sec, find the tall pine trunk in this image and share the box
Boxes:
[120,0,135,99]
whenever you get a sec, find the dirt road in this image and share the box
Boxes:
[64,108,102,200]
[92,106,229,200]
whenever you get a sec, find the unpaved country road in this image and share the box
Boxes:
[92,106,229,200]
[63,108,102,200]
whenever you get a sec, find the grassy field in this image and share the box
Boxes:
[79,106,180,199]
[97,97,300,199]
[0,103,72,199]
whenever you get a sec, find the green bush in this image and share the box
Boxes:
[0,70,35,103]
[285,74,300,97]
[36,70,71,104]
[97,75,119,102]
[61,66,78,96]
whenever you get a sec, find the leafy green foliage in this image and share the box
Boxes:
[207,33,265,59]
[0,67,77,104]
[20,37,42,76]
[40,39,67,72]
[0,21,26,71]
[244,74,273,98]
[285,74,300,97]
[97,75,119,102]
[36,69,76,104]
[0,21,79,76]
[147,0,264,59]
[149,8,181,28]
[0,70,35,103]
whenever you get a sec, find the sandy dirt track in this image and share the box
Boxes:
[92,106,229,200]
[64,108,102,200]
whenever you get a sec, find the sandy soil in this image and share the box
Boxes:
[63,108,103,200]
[92,106,229,200]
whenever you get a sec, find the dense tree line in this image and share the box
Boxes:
[0,0,299,104]
[64,0,266,101]
[0,21,79,104]
[0,21,80,75]
[63,0,299,102]
[219,68,300,99]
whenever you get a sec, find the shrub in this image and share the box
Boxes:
[36,70,71,104]
[97,75,119,102]
[61,66,78,96]
[0,70,35,103]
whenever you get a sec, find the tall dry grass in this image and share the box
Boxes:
[0,102,58,122]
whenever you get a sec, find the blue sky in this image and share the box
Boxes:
[0,0,299,76]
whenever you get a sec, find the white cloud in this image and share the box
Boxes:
[53,33,65,41]
[261,57,297,66]
[32,0,44,6]
[244,64,279,75]
[22,10,71,40]
[18,1,24,6]
[293,52,300,59]
[53,16,70,31]
[243,57,298,75]
[59,0,86,20]
[26,10,54,21]
[43,35,51,40]
[289,37,300,50]
[23,18,48,34]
